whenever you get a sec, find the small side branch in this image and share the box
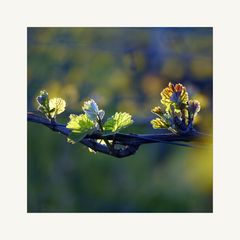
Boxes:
[27,112,205,158]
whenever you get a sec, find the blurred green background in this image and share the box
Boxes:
[27,27,213,212]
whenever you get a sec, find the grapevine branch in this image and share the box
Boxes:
[27,112,206,158]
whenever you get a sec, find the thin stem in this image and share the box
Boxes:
[97,116,115,154]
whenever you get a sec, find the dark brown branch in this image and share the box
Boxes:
[27,112,206,158]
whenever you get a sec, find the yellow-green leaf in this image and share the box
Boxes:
[82,99,105,121]
[66,114,95,142]
[66,114,95,133]
[36,90,49,107]
[161,82,188,108]
[49,98,66,118]
[151,118,169,129]
[103,112,133,132]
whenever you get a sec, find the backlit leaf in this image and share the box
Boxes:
[161,82,188,109]
[151,118,169,129]
[66,114,95,141]
[49,98,66,118]
[82,99,100,121]
[103,112,133,132]
[36,90,49,107]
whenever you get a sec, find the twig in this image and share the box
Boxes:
[27,112,207,158]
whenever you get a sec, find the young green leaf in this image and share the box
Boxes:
[103,112,133,132]
[36,90,66,119]
[36,90,50,114]
[151,118,169,129]
[66,114,95,141]
[82,99,105,121]
[49,98,66,118]
[36,90,49,107]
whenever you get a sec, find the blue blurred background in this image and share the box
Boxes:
[27,27,213,212]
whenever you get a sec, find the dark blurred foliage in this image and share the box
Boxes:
[27,27,213,212]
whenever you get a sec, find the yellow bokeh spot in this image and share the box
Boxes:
[191,57,212,79]
[141,75,163,97]
[160,58,184,81]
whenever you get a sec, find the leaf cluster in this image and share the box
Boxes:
[36,90,66,120]
[66,99,134,143]
[151,83,201,134]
